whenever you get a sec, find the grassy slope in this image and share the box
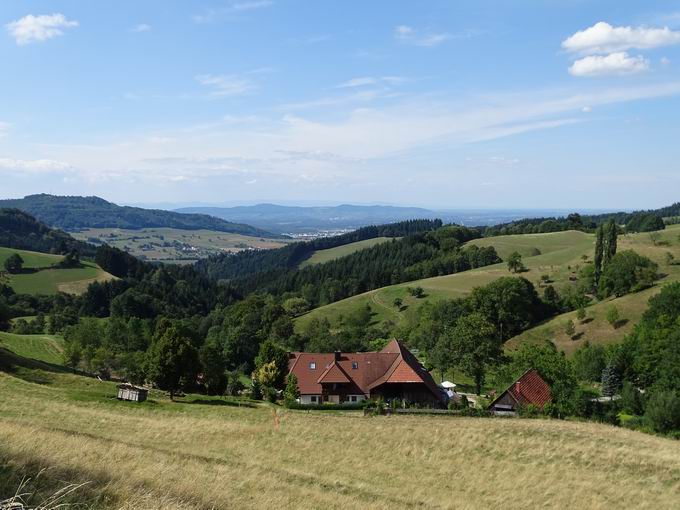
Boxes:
[0,331,64,365]
[0,246,115,295]
[1,349,678,509]
[299,237,394,268]
[507,224,680,356]
[296,230,594,331]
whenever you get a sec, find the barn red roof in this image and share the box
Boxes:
[489,369,552,409]
[288,339,443,401]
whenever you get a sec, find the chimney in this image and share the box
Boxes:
[515,381,521,395]
[334,351,341,362]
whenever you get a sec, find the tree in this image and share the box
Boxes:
[283,373,300,406]
[576,307,587,323]
[449,313,501,395]
[4,253,24,274]
[649,232,661,246]
[146,323,199,400]
[598,250,658,298]
[606,306,620,329]
[542,285,560,310]
[620,381,644,415]
[594,224,604,286]
[601,363,620,400]
[254,339,288,389]
[603,219,618,267]
[564,319,576,339]
[282,297,310,316]
[666,252,675,266]
[393,297,403,310]
[199,337,228,395]
[572,341,606,382]
[507,252,525,273]
[645,391,680,433]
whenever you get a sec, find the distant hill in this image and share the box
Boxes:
[0,195,281,238]
[175,203,441,233]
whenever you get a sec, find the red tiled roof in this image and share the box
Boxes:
[490,369,552,409]
[317,362,351,384]
[288,339,444,401]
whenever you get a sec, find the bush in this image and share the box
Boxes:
[645,391,680,434]
[620,381,644,416]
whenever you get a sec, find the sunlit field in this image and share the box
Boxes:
[1,345,679,509]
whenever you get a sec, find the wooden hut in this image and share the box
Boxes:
[117,383,149,402]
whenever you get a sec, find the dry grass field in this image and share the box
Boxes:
[1,345,679,509]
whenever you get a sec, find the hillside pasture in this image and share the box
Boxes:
[0,331,64,365]
[0,246,115,295]
[507,224,680,355]
[299,237,394,267]
[296,230,594,331]
[0,349,679,509]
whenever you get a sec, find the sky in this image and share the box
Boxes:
[2,1,680,209]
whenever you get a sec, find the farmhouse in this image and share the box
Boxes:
[117,383,148,402]
[488,369,551,415]
[288,339,445,406]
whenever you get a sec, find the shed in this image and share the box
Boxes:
[117,383,149,403]
[488,369,551,415]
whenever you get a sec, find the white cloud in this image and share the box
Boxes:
[6,13,78,45]
[0,158,72,174]
[131,23,151,33]
[195,74,256,96]
[395,25,450,47]
[569,52,649,77]
[336,76,405,88]
[193,1,273,23]
[581,106,592,113]
[562,22,680,54]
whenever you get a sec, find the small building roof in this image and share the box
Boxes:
[488,369,552,409]
[441,381,456,389]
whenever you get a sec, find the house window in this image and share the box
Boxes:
[351,362,358,369]
[309,362,316,369]
[311,396,317,403]
[350,395,358,402]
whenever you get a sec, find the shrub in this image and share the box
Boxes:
[598,250,658,298]
[645,391,680,434]
[620,381,644,416]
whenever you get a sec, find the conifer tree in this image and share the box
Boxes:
[594,225,604,286]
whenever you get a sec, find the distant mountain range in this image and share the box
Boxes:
[0,194,280,238]
[174,203,616,233]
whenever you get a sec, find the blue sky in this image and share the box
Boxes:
[2,1,680,209]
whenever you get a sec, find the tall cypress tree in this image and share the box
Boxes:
[605,219,617,265]
[594,225,604,285]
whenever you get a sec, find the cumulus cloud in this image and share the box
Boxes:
[0,158,72,174]
[562,22,680,54]
[395,25,450,47]
[5,13,78,45]
[569,52,649,77]
[195,74,256,96]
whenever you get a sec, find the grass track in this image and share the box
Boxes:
[0,350,679,509]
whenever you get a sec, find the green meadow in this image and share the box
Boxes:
[300,237,394,267]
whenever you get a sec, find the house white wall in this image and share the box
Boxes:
[300,394,322,405]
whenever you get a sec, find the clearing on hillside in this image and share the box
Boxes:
[0,332,64,366]
[299,237,395,267]
[0,347,678,509]
[0,246,116,295]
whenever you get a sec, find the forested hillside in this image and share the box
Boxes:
[0,194,280,238]
[0,208,96,257]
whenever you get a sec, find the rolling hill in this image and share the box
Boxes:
[296,226,680,356]
[0,194,281,238]
[0,340,678,509]
[0,246,116,295]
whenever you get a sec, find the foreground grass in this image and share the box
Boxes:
[1,350,679,509]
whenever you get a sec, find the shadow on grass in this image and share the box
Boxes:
[581,317,594,325]
[0,347,70,385]
[183,397,257,408]
[614,319,629,329]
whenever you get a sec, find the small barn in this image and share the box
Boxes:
[117,383,149,403]
[488,369,551,415]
